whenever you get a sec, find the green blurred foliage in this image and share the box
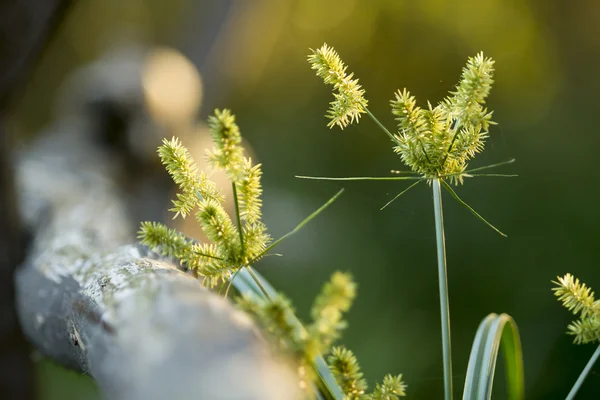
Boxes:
[18,0,600,398]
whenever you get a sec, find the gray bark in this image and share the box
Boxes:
[14,120,300,399]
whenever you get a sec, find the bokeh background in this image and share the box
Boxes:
[10,0,600,398]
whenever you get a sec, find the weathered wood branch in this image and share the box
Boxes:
[14,121,300,399]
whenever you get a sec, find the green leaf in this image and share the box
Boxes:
[464,159,516,174]
[440,179,506,237]
[248,188,345,264]
[380,179,423,210]
[463,313,524,400]
[295,176,422,181]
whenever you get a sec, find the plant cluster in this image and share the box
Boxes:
[138,43,600,400]
[138,109,405,399]
[139,110,269,288]
[306,43,522,400]
[308,44,496,184]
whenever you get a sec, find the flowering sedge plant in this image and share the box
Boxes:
[303,44,521,400]
[138,109,406,399]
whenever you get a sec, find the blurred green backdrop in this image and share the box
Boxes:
[12,0,600,398]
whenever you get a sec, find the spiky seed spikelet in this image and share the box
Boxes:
[238,158,263,224]
[308,43,367,129]
[391,52,495,183]
[158,137,222,218]
[307,272,356,356]
[368,374,407,400]
[553,273,600,318]
[554,273,600,344]
[327,346,368,400]
[196,198,242,262]
[207,109,245,181]
[138,221,194,261]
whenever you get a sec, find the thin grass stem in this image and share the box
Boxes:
[566,344,600,400]
[232,182,245,256]
[380,179,423,210]
[440,172,517,179]
[464,173,517,178]
[365,108,400,144]
[247,189,344,265]
[432,178,453,400]
[464,159,516,173]
[247,266,271,300]
[296,176,422,181]
[440,118,462,169]
[439,180,506,237]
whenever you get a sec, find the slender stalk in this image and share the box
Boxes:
[432,178,453,400]
[566,344,600,400]
[247,266,271,300]
[247,189,344,265]
[232,182,245,255]
[295,175,421,181]
[440,118,462,168]
[380,179,423,210]
[365,107,435,167]
[464,158,515,173]
[365,108,399,144]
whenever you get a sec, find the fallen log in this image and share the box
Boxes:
[14,120,300,399]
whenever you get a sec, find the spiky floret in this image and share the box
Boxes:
[308,43,367,129]
[138,109,273,288]
[327,346,368,400]
[238,158,263,223]
[207,109,245,181]
[554,274,600,318]
[158,138,222,218]
[138,221,194,261]
[554,273,600,344]
[242,222,270,261]
[238,272,406,399]
[307,272,356,356]
[237,293,303,352]
[196,199,242,262]
[391,52,496,184]
[568,316,600,345]
[367,374,407,400]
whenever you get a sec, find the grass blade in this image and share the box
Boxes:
[440,173,518,178]
[466,174,518,178]
[463,313,524,400]
[248,188,344,264]
[380,179,423,210]
[295,176,421,181]
[365,108,401,145]
[464,159,516,174]
[439,180,506,237]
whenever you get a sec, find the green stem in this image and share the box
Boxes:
[232,182,245,256]
[365,108,400,144]
[566,344,600,400]
[247,266,271,300]
[365,107,433,165]
[432,178,453,400]
[440,118,462,168]
[247,189,344,265]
